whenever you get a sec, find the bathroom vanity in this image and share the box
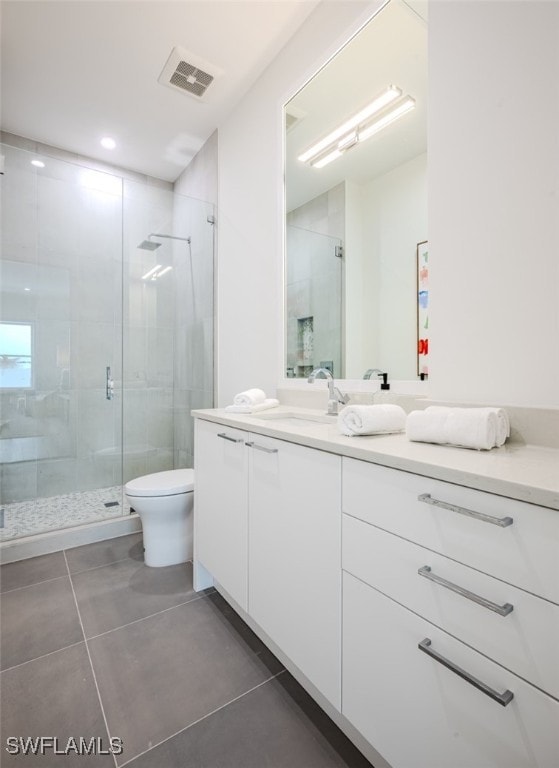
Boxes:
[192,406,559,768]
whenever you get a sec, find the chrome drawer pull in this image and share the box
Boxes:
[418,493,513,528]
[418,566,514,616]
[245,442,278,454]
[217,432,244,443]
[418,638,514,707]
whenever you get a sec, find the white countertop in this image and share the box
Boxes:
[192,406,559,511]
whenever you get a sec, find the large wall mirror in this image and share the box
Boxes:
[284,0,427,382]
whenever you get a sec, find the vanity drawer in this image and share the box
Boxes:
[342,572,559,768]
[342,458,559,603]
[342,514,559,699]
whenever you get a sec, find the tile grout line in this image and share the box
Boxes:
[85,593,209,642]
[0,573,70,595]
[0,640,86,675]
[63,550,119,768]
[117,669,287,768]
[67,553,143,577]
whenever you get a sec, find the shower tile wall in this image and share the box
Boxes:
[122,180,175,483]
[122,179,214,480]
[172,192,214,469]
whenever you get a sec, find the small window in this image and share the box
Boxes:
[0,322,33,389]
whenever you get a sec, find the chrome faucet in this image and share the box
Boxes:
[363,368,384,380]
[307,368,349,415]
[363,368,390,390]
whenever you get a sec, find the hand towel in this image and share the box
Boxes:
[225,398,280,414]
[406,407,505,450]
[337,404,406,437]
[233,388,267,407]
[424,406,510,447]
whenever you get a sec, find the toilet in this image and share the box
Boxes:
[124,469,194,567]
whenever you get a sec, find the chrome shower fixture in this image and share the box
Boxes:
[138,239,161,251]
[137,233,191,250]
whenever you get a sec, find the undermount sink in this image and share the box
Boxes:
[254,411,335,426]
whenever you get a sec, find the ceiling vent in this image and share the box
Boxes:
[158,46,220,100]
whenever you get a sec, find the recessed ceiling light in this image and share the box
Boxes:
[101,137,116,150]
[24,287,31,292]
[31,160,45,168]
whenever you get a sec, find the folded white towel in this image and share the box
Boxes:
[406,406,508,450]
[337,404,406,437]
[225,398,280,414]
[233,388,267,407]
[425,406,510,447]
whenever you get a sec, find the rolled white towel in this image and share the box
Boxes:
[425,405,509,447]
[233,388,266,407]
[407,407,503,450]
[337,404,406,437]
[225,398,280,414]
[406,409,449,445]
[445,408,497,450]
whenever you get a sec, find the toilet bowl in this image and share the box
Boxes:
[125,469,194,567]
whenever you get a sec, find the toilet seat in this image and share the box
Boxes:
[125,469,194,498]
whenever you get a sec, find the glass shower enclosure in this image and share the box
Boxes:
[285,225,343,378]
[0,143,214,543]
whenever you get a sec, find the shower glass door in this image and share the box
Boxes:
[1,143,215,544]
[0,144,125,540]
[122,181,215,484]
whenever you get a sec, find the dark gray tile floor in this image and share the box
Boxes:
[0,534,372,768]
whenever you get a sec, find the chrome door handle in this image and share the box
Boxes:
[217,432,244,443]
[418,638,514,707]
[418,566,513,616]
[245,442,278,454]
[418,493,513,527]
[106,366,114,400]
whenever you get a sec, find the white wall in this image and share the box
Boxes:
[360,152,427,380]
[429,0,559,407]
[218,0,559,409]
[174,131,218,205]
[344,154,429,382]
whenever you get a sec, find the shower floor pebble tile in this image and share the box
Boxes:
[0,486,131,541]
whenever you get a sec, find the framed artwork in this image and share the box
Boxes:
[416,240,429,377]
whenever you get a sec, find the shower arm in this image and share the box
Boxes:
[149,233,191,244]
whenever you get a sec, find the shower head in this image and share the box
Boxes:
[137,233,191,250]
[138,239,162,251]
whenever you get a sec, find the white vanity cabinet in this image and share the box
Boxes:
[194,412,559,768]
[194,418,249,610]
[194,418,342,709]
[343,572,559,768]
[341,457,559,768]
[247,432,341,709]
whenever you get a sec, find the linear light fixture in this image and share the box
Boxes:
[301,87,415,170]
[298,86,402,164]
[359,96,415,142]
